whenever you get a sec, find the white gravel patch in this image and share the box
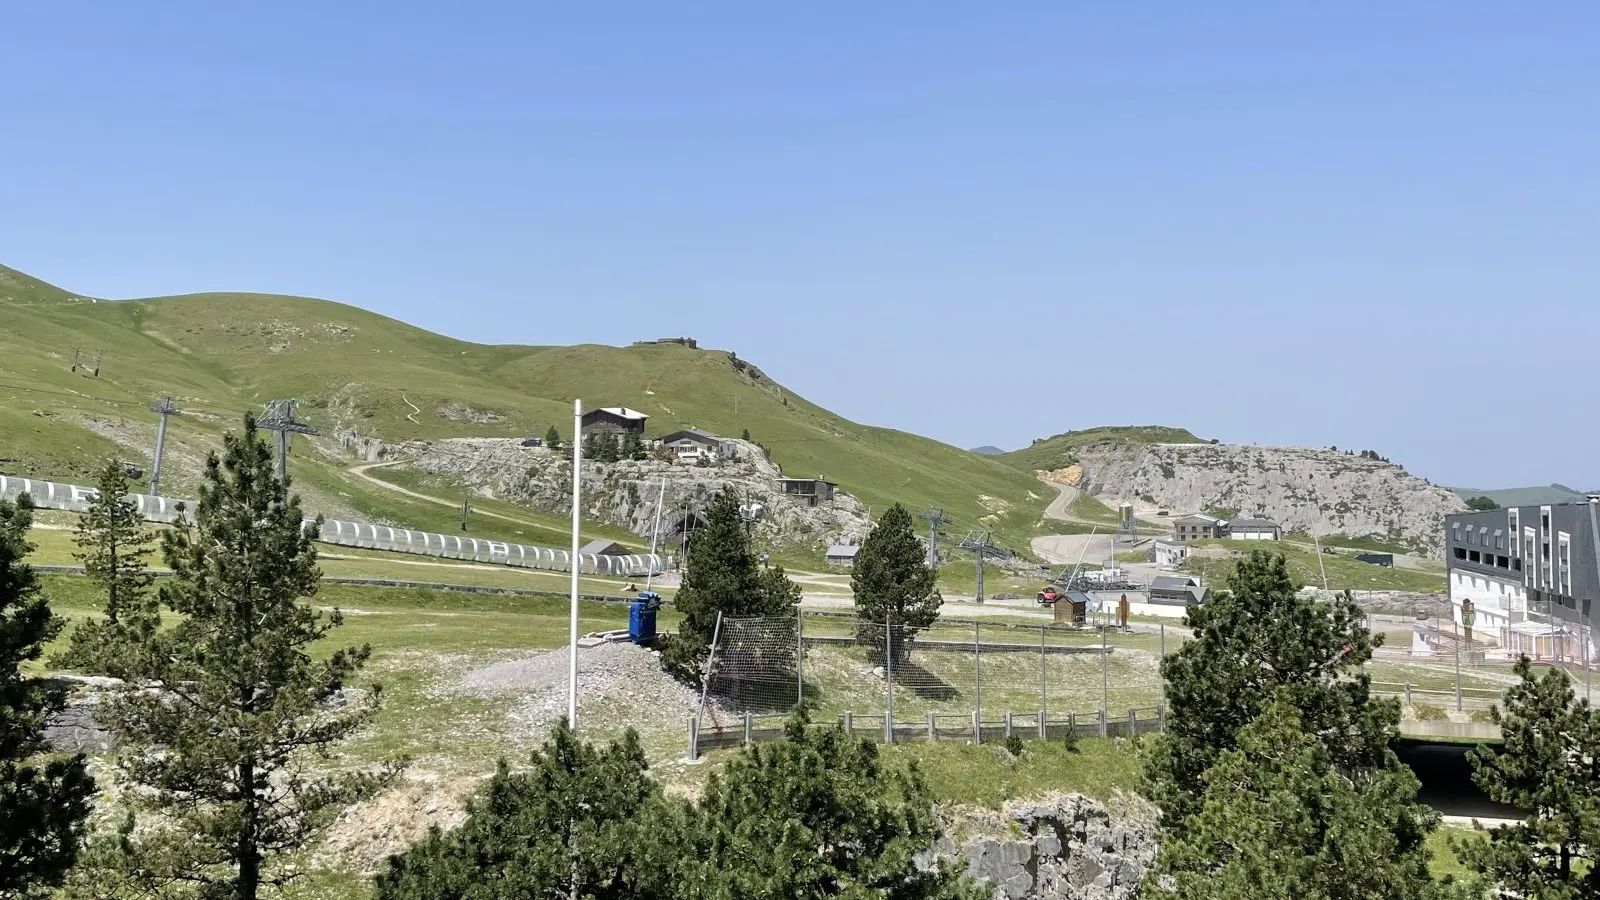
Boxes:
[458,642,704,739]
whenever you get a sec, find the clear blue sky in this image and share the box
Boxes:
[4,4,1596,488]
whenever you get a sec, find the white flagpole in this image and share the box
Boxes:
[646,480,666,592]
[568,399,583,727]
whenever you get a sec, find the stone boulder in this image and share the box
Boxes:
[941,793,1158,900]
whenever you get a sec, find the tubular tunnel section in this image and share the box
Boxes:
[0,475,668,578]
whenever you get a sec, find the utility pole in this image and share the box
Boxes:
[70,347,81,373]
[460,499,471,532]
[148,394,181,497]
[91,350,104,377]
[1310,528,1329,590]
[257,399,319,482]
[918,507,950,568]
[958,530,1004,603]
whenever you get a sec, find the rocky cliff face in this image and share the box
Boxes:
[937,793,1158,900]
[1072,443,1465,555]
[409,438,870,548]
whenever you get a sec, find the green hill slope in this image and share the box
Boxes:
[997,425,1208,472]
[0,263,1048,552]
[1449,484,1590,508]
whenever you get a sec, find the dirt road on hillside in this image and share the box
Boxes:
[349,460,558,532]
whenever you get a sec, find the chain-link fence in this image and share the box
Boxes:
[689,614,1172,755]
[1366,609,1598,714]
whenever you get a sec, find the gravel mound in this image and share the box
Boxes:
[459,641,703,738]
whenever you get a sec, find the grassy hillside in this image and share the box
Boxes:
[998,425,1207,473]
[1450,484,1590,507]
[0,263,1048,553]
[1181,539,1446,593]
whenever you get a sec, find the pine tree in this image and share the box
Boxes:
[581,432,597,461]
[54,461,159,677]
[852,503,942,666]
[620,431,643,461]
[1465,656,1600,895]
[1153,701,1451,900]
[544,425,561,451]
[0,495,95,898]
[740,428,751,442]
[375,722,674,900]
[660,489,799,678]
[1145,549,1398,832]
[101,414,398,900]
[676,713,984,899]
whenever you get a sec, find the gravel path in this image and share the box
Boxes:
[459,641,703,738]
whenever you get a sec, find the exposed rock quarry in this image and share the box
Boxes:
[1073,443,1466,555]
[409,438,870,548]
[938,793,1159,900]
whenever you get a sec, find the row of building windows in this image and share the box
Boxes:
[1453,546,1522,571]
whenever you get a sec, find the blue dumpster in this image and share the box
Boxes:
[629,592,662,644]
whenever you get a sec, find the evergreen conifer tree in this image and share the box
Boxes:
[851,503,941,666]
[102,414,398,900]
[581,432,597,461]
[544,425,561,451]
[740,428,751,442]
[659,489,799,678]
[620,431,643,461]
[677,713,984,899]
[1153,700,1451,900]
[0,495,95,898]
[1145,549,1399,832]
[375,722,673,900]
[54,461,160,677]
[1465,656,1600,894]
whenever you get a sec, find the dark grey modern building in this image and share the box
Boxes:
[1445,499,1600,660]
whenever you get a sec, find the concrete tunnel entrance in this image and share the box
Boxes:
[1392,739,1521,821]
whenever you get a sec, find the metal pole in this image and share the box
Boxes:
[275,430,288,483]
[645,480,666,591]
[1454,613,1463,713]
[975,551,984,602]
[567,399,583,727]
[884,611,894,744]
[1101,625,1110,736]
[1159,623,1166,711]
[973,620,981,730]
[149,395,179,498]
[796,613,805,710]
[1040,626,1047,726]
[696,611,724,734]
[1310,529,1328,590]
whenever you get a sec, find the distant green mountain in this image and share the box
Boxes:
[0,262,1049,551]
[970,445,1005,455]
[997,425,1208,472]
[1450,484,1591,508]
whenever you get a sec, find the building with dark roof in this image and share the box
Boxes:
[1226,518,1281,541]
[779,477,836,507]
[825,544,861,567]
[1149,575,1210,606]
[1445,500,1600,660]
[580,407,648,437]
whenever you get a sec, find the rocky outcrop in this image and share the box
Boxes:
[1074,443,1465,555]
[409,438,870,548]
[940,793,1158,900]
[41,675,119,753]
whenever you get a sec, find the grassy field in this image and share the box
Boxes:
[0,262,1050,551]
[996,425,1208,473]
[1182,540,1446,593]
